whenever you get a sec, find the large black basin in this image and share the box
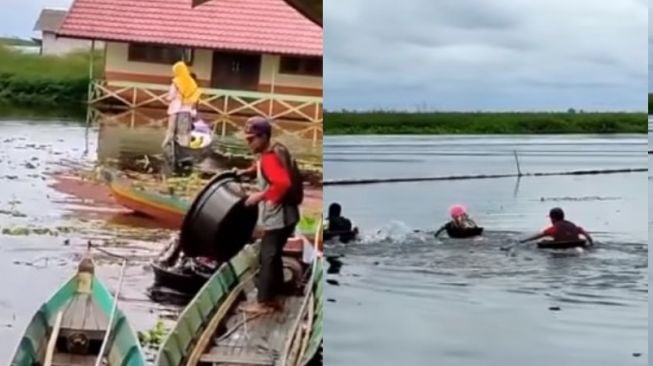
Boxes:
[179,171,258,261]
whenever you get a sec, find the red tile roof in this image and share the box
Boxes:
[57,0,322,56]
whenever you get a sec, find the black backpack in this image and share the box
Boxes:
[262,143,304,206]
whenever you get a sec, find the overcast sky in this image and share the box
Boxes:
[1,0,72,38]
[324,0,647,111]
[649,0,653,91]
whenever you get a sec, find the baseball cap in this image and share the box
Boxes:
[245,116,271,138]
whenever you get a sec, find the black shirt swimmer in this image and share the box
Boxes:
[325,203,357,243]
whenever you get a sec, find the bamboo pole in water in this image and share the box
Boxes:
[513,150,522,177]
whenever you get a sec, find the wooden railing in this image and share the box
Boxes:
[87,107,323,147]
[88,80,323,124]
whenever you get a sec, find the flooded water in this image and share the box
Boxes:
[323,135,647,366]
[0,109,322,363]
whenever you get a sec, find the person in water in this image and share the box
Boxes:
[162,61,201,149]
[434,204,478,237]
[239,117,302,314]
[327,203,352,232]
[520,207,594,245]
[325,203,358,242]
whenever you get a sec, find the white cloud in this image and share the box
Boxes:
[325,0,647,111]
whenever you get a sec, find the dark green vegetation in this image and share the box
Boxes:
[0,46,102,108]
[0,37,37,46]
[648,94,652,114]
[324,111,646,134]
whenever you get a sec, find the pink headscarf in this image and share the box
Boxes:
[449,204,467,218]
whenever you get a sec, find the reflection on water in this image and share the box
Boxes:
[324,134,647,366]
[95,108,322,171]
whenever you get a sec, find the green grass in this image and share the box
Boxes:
[324,111,646,135]
[0,45,103,107]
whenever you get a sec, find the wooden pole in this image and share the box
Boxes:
[86,40,96,106]
[268,58,277,116]
[95,259,127,366]
[43,311,64,366]
[513,150,522,177]
[89,40,95,80]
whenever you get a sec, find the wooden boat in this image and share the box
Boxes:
[162,133,216,172]
[446,226,484,239]
[155,224,323,366]
[104,170,190,228]
[152,236,317,298]
[104,170,319,236]
[9,256,146,366]
[537,239,588,249]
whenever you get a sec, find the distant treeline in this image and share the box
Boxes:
[324,111,646,135]
[648,94,653,114]
[0,45,103,108]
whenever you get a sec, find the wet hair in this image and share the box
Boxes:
[549,207,564,221]
[328,203,341,218]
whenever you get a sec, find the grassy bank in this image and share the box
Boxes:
[0,45,103,108]
[324,111,646,135]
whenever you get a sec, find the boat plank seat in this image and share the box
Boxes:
[200,295,304,365]
[59,294,109,340]
[52,353,98,366]
[199,346,275,365]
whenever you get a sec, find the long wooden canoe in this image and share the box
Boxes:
[155,233,323,365]
[10,256,146,366]
[104,170,320,237]
[104,170,190,228]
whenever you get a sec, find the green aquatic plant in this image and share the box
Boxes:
[138,319,169,349]
[1,226,78,236]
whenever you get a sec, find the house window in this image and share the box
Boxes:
[279,56,322,76]
[128,43,193,65]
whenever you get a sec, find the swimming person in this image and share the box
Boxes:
[520,207,594,245]
[434,204,479,237]
[325,203,358,243]
[326,203,353,232]
[162,61,201,149]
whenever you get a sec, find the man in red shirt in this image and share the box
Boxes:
[520,207,594,246]
[238,116,301,314]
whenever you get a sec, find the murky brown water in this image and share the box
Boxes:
[0,109,322,363]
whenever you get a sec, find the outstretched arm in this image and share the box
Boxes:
[434,224,447,237]
[578,227,594,246]
[520,232,546,243]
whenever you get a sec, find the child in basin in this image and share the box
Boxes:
[435,204,479,237]
[520,207,594,246]
[187,72,213,149]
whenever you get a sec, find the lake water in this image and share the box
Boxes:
[0,110,321,363]
[323,134,648,366]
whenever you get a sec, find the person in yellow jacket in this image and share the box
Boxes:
[162,61,202,149]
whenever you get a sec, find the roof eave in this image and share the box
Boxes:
[54,31,322,57]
